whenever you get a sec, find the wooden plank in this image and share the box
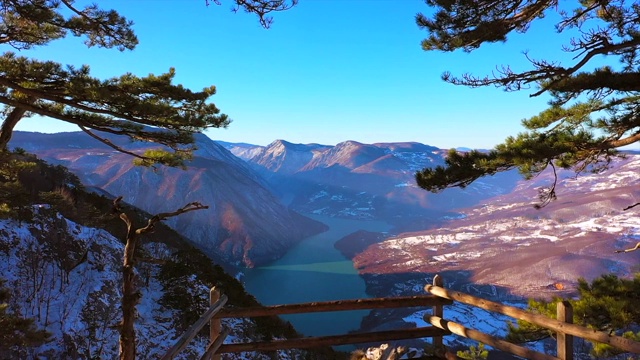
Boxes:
[432,275,444,355]
[425,285,640,355]
[160,295,228,360]
[217,327,450,353]
[428,316,559,360]
[199,328,229,360]
[557,301,573,360]
[209,287,222,360]
[216,295,452,318]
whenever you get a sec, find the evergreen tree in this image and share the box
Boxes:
[206,0,297,28]
[507,273,640,357]
[457,343,489,360]
[0,0,295,167]
[0,2,296,359]
[414,1,640,211]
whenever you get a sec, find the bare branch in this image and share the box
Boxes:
[533,162,558,209]
[112,196,132,229]
[622,202,640,211]
[615,242,640,253]
[137,202,209,235]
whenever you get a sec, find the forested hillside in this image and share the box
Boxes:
[0,150,339,359]
[9,131,328,269]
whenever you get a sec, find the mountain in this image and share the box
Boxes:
[223,139,521,230]
[327,155,640,353]
[1,208,211,358]
[225,139,331,175]
[0,156,338,359]
[350,155,640,299]
[9,132,327,268]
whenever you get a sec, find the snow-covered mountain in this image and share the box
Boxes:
[223,139,521,229]
[326,155,640,353]
[350,155,640,299]
[9,132,327,268]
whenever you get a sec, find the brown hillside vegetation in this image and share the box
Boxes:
[354,156,640,299]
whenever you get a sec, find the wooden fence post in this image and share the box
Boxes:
[557,301,573,360]
[210,287,222,360]
[432,274,445,357]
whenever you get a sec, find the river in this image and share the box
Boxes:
[243,214,392,336]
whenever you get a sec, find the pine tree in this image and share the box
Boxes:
[507,273,640,357]
[0,0,295,167]
[0,2,297,359]
[457,343,489,360]
[414,1,640,210]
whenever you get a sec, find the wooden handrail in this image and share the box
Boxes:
[432,275,445,356]
[426,284,640,354]
[199,328,229,360]
[216,295,452,318]
[171,277,640,359]
[217,327,450,353]
[209,287,222,360]
[161,295,228,360]
[428,316,559,360]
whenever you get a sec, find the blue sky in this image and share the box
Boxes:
[15,0,571,149]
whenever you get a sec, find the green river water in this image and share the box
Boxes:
[243,214,392,336]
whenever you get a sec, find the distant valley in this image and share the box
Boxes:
[13,131,640,289]
[11,132,520,271]
[221,139,521,231]
[350,156,640,299]
[10,132,326,269]
[10,131,640,351]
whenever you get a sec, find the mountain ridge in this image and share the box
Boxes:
[222,138,521,228]
[9,131,327,268]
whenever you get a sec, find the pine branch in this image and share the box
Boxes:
[0,106,28,149]
[207,0,298,28]
[58,0,135,49]
[78,125,154,164]
[533,162,557,209]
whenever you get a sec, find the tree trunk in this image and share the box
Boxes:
[0,106,27,150]
[113,197,208,360]
[119,218,138,360]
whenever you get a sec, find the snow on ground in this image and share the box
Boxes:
[1,208,322,360]
[356,155,640,301]
[402,303,546,354]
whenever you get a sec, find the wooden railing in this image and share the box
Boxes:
[160,274,640,360]
[425,275,640,360]
[214,294,452,356]
[160,289,228,360]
